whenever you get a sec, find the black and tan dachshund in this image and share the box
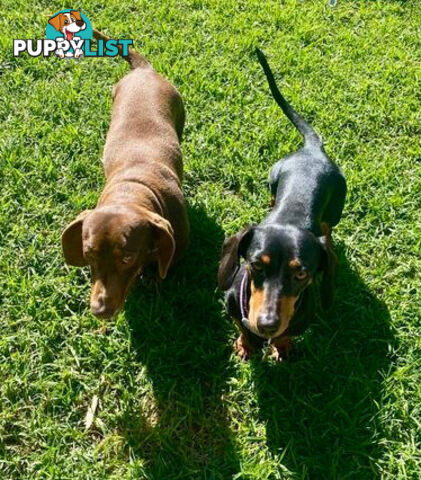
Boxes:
[218,49,347,361]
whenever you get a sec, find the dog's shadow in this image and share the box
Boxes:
[250,242,394,478]
[122,205,240,478]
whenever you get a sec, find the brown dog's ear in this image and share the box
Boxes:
[61,210,92,267]
[48,13,64,31]
[70,10,82,21]
[318,224,338,310]
[148,213,175,279]
[217,226,254,291]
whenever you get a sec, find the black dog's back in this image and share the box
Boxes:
[267,152,346,234]
[256,49,346,235]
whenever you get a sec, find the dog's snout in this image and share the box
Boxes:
[76,20,85,27]
[257,314,279,335]
[91,295,115,319]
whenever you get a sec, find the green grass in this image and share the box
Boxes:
[1,0,420,478]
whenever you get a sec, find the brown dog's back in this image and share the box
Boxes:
[99,45,188,258]
[104,69,185,176]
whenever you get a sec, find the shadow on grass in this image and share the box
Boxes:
[251,242,394,479]
[122,205,239,479]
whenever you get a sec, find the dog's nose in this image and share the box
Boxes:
[76,20,85,27]
[257,314,279,335]
[91,300,115,319]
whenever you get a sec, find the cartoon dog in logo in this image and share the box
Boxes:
[48,11,86,58]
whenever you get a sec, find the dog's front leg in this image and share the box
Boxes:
[270,336,293,361]
[234,333,256,361]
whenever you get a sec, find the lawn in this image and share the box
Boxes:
[0,0,420,478]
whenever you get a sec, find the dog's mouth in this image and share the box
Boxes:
[91,307,119,320]
[65,30,74,41]
[246,295,303,340]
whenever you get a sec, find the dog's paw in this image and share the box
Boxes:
[270,345,286,362]
[234,334,254,361]
[270,337,293,362]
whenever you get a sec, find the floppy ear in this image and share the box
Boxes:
[61,210,92,267]
[71,10,82,21]
[217,226,254,291]
[48,13,64,31]
[148,213,175,279]
[318,224,338,310]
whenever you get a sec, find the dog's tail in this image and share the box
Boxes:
[256,48,322,147]
[92,29,149,69]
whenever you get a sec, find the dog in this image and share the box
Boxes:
[218,49,346,360]
[62,30,189,319]
[48,11,86,58]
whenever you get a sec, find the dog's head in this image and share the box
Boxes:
[218,224,335,338]
[62,205,175,319]
[48,11,86,41]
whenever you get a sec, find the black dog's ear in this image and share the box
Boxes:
[218,226,254,291]
[318,224,338,310]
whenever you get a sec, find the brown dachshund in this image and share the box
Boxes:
[62,30,189,318]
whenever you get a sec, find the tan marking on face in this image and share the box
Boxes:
[273,295,299,337]
[289,258,301,268]
[248,280,265,333]
[321,222,331,238]
[247,275,300,339]
[261,254,271,265]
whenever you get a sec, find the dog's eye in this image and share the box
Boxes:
[295,270,308,281]
[251,261,264,272]
[64,19,69,24]
[71,16,76,21]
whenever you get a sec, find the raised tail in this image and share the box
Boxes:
[92,29,149,69]
[255,48,321,147]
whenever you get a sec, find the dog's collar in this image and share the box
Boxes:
[239,269,267,338]
[238,268,304,339]
[239,269,251,330]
